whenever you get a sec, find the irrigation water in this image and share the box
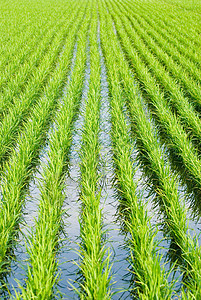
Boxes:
[56,43,90,299]
[98,31,131,299]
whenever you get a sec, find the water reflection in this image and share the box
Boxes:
[56,42,90,299]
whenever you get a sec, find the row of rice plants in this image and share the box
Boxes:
[77,7,112,299]
[127,0,201,48]
[164,0,201,13]
[0,26,30,61]
[101,1,201,297]
[0,22,55,91]
[0,3,83,172]
[116,2,201,115]
[99,4,174,297]
[0,0,69,71]
[0,10,74,120]
[1,0,199,297]
[0,0,78,94]
[0,0,39,47]
[107,0,201,215]
[115,0,201,107]
[13,6,91,299]
[151,0,201,36]
[123,0,201,66]
[0,3,86,285]
[0,28,40,76]
[109,0,201,153]
[118,2,201,86]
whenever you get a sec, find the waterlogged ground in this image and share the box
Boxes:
[4,53,201,298]
[1,0,201,298]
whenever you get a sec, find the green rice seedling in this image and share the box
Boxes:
[77,8,112,299]
[0,0,76,90]
[163,0,201,12]
[0,0,70,74]
[0,1,39,52]
[0,4,84,172]
[117,11,201,112]
[1,0,200,297]
[0,25,52,91]
[99,2,201,296]
[0,28,40,77]
[99,18,175,298]
[116,3,201,86]
[104,2,201,216]
[152,0,201,35]
[0,6,85,282]
[0,0,69,69]
[108,1,201,153]
[123,0,201,66]
[13,8,90,299]
[0,12,73,120]
[125,0,201,49]
[114,0,201,104]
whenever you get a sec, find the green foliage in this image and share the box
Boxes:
[0,0,201,298]
[13,5,89,299]
[100,0,201,297]
[77,8,112,299]
[0,0,84,285]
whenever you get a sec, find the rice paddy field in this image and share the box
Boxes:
[0,0,201,298]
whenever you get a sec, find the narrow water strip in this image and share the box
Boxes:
[98,25,131,299]
[57,45,90,299]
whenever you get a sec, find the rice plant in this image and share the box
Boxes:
[77,7,112,299]
[13,6,90,299]
[99,11,175,296]
[0,3,83,173]
[0,6,84,281]
[105,2,201,216]
[1,0,201,297]
[99,1,201,296]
